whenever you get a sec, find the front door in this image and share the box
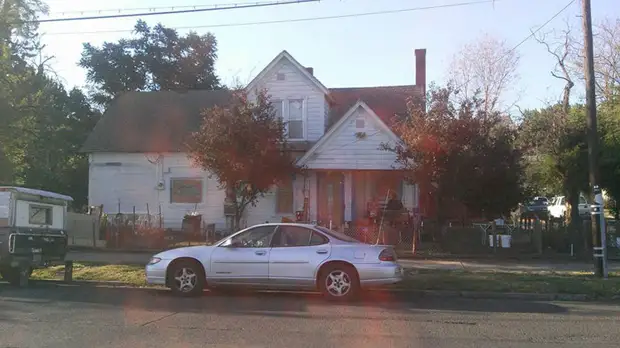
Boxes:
[209,225,276,285]
[268,225,331,288]
[317,172,345,227]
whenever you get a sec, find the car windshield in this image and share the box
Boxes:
[315,226,362,244]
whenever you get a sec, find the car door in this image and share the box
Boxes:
[209,225,277,285]
[268,225,331,288]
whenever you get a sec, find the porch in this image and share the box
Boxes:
[309,170,419,231]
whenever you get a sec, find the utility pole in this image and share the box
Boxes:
[581,0,605,277]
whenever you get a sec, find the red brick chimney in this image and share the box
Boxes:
[414,49,426,93]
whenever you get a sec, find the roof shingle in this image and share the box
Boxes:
[82,85,423,153]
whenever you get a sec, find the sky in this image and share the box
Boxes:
[38,0,620,111]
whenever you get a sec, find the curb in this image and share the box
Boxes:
[68,247,159,254]
[31,279,619,303]
[383,288,614,302]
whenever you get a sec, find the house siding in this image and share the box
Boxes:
[304,106,400,170]
[89,152,307,230]
[252,59,326,142]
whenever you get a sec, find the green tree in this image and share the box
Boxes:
[0,0,100,207]
[79,20,221,105]
[187,89,299,230]
[385,86,524,234]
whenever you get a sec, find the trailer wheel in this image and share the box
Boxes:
[1,267,32,286]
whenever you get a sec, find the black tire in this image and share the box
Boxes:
[318,263,360,302]
[0,267,31,286]
[167,260,205,297]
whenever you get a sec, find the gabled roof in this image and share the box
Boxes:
[297,100,402,166]
[81,90,232,153]
[327,85,421,129]
[246,50,331,98]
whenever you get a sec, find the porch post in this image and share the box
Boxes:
[344,172,352,222]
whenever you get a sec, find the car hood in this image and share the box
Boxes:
[154,245,214,260]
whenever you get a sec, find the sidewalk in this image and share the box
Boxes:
[398,259,620,273]
[67,250,620,273]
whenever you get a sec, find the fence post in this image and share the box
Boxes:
[491,220,497,254]
[534,218,543,255]
[158,204,162,229]
[64,260,73,283]
[92,218,96,248]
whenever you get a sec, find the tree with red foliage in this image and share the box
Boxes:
[187,89,299,230]
[385,86,524,235]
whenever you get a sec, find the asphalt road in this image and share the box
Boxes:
[1,283,620,348]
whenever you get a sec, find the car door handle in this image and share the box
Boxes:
[255,250,266,256]
[316,250,328,254]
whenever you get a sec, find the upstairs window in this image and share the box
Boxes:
[287,99,304,139]
[271,99,305,140]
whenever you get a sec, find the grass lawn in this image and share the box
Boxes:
[30,263,620,298]
[31,263,148,287]
[400,269,620,298]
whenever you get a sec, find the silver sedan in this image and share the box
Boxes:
[145,223,403,300]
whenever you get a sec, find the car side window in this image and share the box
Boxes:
[309,231,328,246]
[224,226,276,248]
[273,226,312,247]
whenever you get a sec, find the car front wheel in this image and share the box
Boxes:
[318,264,360,301]
[168,260,205,297]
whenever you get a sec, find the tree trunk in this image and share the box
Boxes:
[567,188,584,255]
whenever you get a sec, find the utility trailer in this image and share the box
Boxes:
[0,186,72,286]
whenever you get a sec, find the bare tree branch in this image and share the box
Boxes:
[447,34,520,115]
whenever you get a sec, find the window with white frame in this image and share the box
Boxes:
[271,99,305,140]
[287,99,304,139]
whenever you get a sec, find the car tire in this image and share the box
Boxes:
[168,260,205,297]
[318,263,360,302]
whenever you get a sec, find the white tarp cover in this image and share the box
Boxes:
[0,186,73,202]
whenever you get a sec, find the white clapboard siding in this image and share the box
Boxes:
[304,106,400,170]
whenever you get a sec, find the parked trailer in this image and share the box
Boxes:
[0,187,72,286]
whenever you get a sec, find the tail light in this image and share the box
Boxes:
[379,248,397,262]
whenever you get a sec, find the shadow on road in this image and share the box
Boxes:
[0,280,570,318]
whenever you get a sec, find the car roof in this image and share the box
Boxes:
[252,222,317,228]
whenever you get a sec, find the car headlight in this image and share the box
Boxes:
[147,257,162,265]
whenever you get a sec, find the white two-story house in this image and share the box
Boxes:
[81,49,429,231]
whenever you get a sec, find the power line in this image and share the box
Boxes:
[452,0,576,94]
[504,0,575,58]
[17,0,319,24]
[48,0,310,16]
[45,0,501,36]
[320,0,577,153]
